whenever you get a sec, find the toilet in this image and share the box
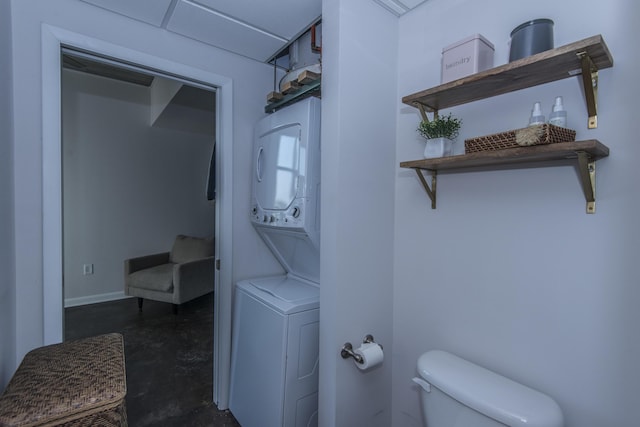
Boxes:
[413,350,563,427]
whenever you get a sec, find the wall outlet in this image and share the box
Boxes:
[83,263,94,275]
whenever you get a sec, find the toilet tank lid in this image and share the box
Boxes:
[417,350,563,427]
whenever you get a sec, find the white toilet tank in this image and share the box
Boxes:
[413,350,563,427]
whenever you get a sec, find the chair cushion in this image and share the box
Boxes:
[127,263,174,293]
[170,235,214,264]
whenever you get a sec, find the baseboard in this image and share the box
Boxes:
[64,291,133,308]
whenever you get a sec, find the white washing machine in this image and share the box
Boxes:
[229,275,319,427]
[229,97,321,427]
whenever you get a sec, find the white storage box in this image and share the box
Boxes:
[441,34,494,83]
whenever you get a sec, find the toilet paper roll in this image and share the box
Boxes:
[354,342,384,370]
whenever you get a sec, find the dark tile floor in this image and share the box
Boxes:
[65,294,241,427]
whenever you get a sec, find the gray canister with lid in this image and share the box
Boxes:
[509,19,554,62]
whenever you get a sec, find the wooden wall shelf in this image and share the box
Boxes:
[399,34,614,214]
[400,140,609,171]
[400,140,609,214]
[402,35,613,129]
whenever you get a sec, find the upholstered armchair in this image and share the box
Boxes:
[124,234,214,313]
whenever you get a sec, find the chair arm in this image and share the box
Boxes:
[124,252,170,276]
[173,257,215,303]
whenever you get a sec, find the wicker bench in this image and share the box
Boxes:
[0,333,127,427]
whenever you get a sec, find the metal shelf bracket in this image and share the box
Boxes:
[578,51,599,129]
[414,169,437,209]
[577,151,597,214]
[413,102,438,123]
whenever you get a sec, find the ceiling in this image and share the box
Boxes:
[66,0,430,135]
[79,0,322,62]
[372,0,428,16]
[79,0,428,62]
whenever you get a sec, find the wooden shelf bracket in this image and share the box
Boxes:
[414,169,437,209]
[578,51,599,129]
[576,151,597,214]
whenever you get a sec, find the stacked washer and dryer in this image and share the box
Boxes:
[229,97,321,427]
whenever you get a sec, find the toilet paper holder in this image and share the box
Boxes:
[341,335,382,364]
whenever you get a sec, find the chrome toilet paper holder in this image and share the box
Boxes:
[341,334,382,364]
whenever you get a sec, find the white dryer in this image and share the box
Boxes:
[229,97,321,427]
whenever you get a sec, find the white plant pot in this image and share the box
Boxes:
[423,137,453,158]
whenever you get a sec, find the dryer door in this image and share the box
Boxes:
[255,123,303,212]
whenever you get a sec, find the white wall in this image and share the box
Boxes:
[319,0,397,425]
[149,77,182,126]
[9,0,281,371]
[393,1,640,426]
[62,69,215,305]
[0,0,16,389]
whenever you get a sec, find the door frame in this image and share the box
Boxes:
[41,24,234,408]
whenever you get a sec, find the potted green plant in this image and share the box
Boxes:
[417,113,462,158]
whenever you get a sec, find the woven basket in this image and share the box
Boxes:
[0,333,127,427]
[464,124,576,153]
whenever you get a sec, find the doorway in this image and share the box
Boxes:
[60,50,216,309]
[42,25,234,408]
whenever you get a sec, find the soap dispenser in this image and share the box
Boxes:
[549,96,567,127]
[528,101,545,126]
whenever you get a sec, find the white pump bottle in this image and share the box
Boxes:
[528,101,545,126]
[549,96,567,127]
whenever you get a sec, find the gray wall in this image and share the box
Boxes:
[393,0,640,426]
[319,0,397,425]
[62,69,215,305]
[8,0,280,373]
[0,0,15,389]
[11,1,635,424]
